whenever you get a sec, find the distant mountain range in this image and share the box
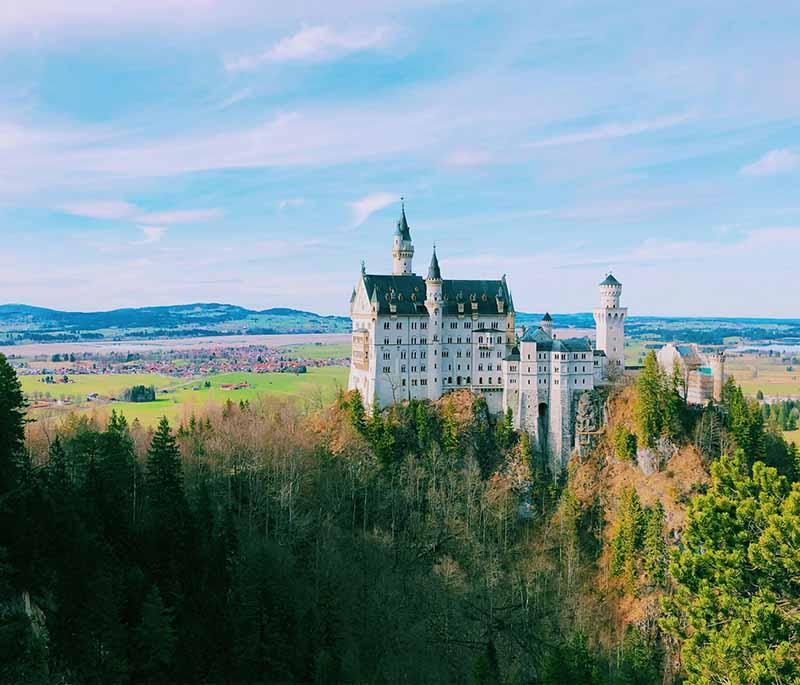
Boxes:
[0,303,350,345]
[1,303,799,346]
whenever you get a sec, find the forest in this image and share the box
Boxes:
[1,350,799,684]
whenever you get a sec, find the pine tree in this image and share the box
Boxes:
[0,353,26,496]
[634,352,664,448]
[643,501,666,585]
[134,585,175,681]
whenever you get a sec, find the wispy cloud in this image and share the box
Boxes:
[278,197,306,210]
[525,114,691,148]
[61,200,137,220]
[137,226,167,244]
[138,208,223,224]
[60,201,222,224]
[225,25,390,71]
[741,148,800,176]
[349,192,398,227]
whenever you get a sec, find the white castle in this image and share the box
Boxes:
[348,205,627,468]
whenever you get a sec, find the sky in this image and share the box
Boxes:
[1,1,799,318]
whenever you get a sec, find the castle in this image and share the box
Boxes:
[348,205,627,469]
[656,343,725,405]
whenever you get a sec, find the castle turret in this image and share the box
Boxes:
[593,273,627,376]
[425,245,443,400]
[710,351,725,402]
[540,312,553,338]
[391,201,415,275]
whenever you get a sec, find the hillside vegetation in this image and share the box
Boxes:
[1,350,799,683]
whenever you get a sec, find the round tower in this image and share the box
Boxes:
[593,273,627,376]
[392,201,415,275]
[710,351,725,402]
[540,312,553,338]
[425,246,443,400]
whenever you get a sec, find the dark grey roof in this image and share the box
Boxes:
[593,349,606,357]
[519,327,592,352]
[542,312,552,321]
[397,205,412,241]
[427,248,441,281]
[600,273,621,286]
[362,273,513,317]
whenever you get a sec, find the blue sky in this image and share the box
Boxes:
[1,1,799,317]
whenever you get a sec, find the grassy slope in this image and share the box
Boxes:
[23,367,349,426]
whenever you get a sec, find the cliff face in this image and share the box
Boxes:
[566,384,709,637]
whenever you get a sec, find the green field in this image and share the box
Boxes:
[23,367,349,426]
[283,342,351,360]
[726,355,800,398]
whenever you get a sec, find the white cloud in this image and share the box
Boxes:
[226,25,390,71]
[137,226,167,244]
[60,200,137,220]
[278,197,306,209]
[740,148,800,176]
[526,114,691,148]
[349,192,398,227]
[60,201,221,224]
[138,208,223,224]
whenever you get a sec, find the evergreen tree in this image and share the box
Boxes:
[0,353,26,496]
[134,585,175,681]
[634,352,664,448]
[642,501,666,585]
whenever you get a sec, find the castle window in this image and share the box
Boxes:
[411,351,417,359]
[478,364,483,371]
[448,337,453,344]
[382,366,390,374]
[450,322,458,329]
[443,351,449,358]
[421,350,427,359]
[466,351,471,357]
[401,351,406,359]
[411,379,417,386]
[448,377,453,384]
[384,322,390,329]
[421,337,427,345]
[384,338,390,345]
[420,322,427,329]
[383,352,390,360]
[396,338,402,345]
[402,379,406,386]
[479,377,483,384]
[411,366,417,372]
[401,365,406,372]
[421,365,426,372]
[411,337,417,345]
[457,337,462,344]
[396,322,402,329]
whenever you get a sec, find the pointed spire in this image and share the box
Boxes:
[542,312,552,322]
[361,260,366,276]
[427,243,441,281]
[398,197,411,241]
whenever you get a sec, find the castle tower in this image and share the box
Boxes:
[593,273,627,374]
[710,351,725,402]
[425,246,443,400]
[540,312,553,338]
[391,201,415,275]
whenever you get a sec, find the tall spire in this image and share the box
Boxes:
[427,244,441,281]
[398,197,411,241]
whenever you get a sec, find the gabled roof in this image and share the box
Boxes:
[361,273,513,317]
[542,312,552,321]
[600,273,621,287]
[519,327,592,352]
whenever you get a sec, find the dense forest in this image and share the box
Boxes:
[1,350,799,683]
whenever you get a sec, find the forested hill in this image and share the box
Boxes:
[1,351,799,682]
[3,301,799,346]
[0,303,350,343]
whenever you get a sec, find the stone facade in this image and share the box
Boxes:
[348,206,626,470]
[656,343,725,404]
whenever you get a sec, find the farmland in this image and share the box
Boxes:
[725,354,800,399]
[24,366,349,426]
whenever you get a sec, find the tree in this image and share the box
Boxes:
[613,425,637,462]
[662,453,800,683]
[642,501,666,585]
[0,353,26,496]
[134,586,175,681]
[634,352,664,448]
[610,488,645,590]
